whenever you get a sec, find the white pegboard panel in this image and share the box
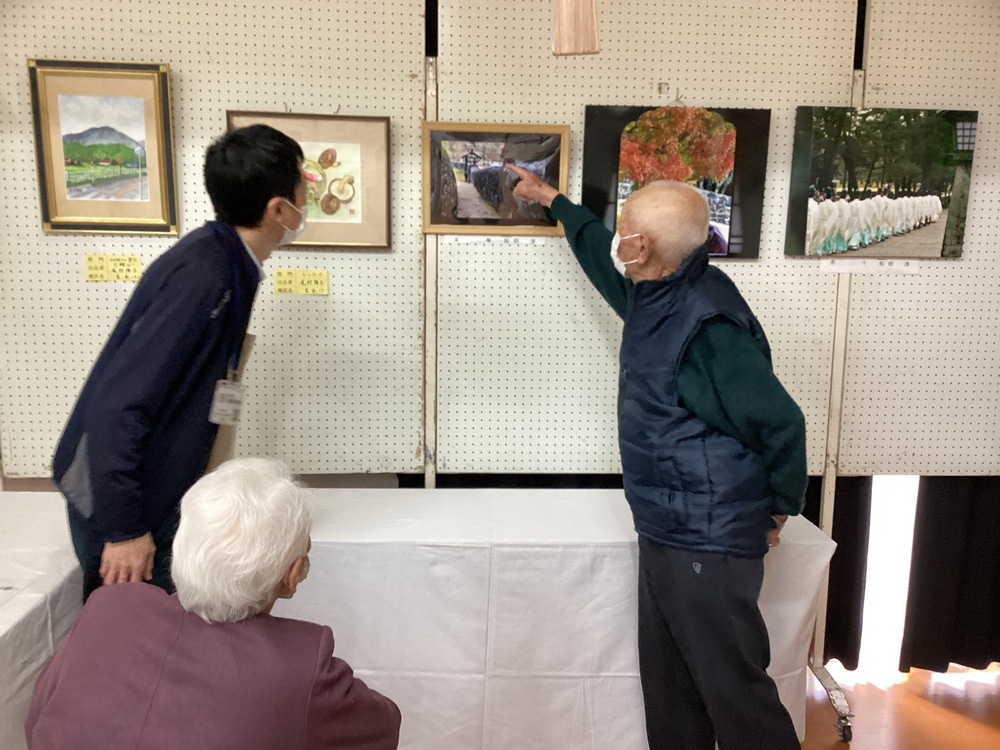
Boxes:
[838,0,1000,474]
[436,0,859,474]
[0,0,425,476]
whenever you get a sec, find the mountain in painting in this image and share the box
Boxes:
[62,126,143,150]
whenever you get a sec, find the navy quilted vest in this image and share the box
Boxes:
[618,246,774,557]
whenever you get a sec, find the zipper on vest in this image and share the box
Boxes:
[621,286,638,381]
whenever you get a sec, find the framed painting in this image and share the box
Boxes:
[227,111,391,249]
[422,121,571,236]
[582,106,771,259]
[785,106,978,259]
[28,59,178,235]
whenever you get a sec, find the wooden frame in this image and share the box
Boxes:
[227,111,391,249]
[422,121,570,236]
[28,59,178,235]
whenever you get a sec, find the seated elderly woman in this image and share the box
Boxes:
[25,458,401,750]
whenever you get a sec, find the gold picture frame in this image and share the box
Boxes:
[28,59,178,235]
[422,121,571,236]
[227,111,391,249]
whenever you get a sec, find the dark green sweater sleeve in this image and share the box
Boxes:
[677,319,808,516]
[549,194,630,319]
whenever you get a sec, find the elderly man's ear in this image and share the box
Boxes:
[635,237,653,265]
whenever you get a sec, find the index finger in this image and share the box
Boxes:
[504,163,530,177]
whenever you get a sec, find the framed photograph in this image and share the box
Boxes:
[785,106,978,259]
[28,59,178,235]
[227,111,390,249]
[423,121,571,236]
[583,106,771,259]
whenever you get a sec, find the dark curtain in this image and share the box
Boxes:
[899,476,1000,672]
[802,475,873,670]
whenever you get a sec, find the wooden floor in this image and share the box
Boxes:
[802,665,1000,749]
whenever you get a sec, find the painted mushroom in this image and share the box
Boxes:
[318,148,341,169]
[301,158,327,204]
[329,175,356,204]
[320,193,341,215]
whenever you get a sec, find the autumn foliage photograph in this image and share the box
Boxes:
[582,105,770,259]
[616,107,738,253]
[618,107,736,191]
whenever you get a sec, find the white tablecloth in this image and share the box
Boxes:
[0,489,833,749]
[276,489,836,749]
[0,493,82,750]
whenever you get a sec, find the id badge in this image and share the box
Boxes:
[209,379,246,426]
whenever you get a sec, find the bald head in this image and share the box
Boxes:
[621,181,710,270]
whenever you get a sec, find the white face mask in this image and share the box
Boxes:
[610,232,641,275]
[279,199,308,245]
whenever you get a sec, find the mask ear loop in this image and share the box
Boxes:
[280,198,306,231]
[616,233,642,265]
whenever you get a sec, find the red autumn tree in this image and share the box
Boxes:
[619,107,736,190]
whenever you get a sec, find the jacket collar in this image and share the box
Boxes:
[207,221,262,285]
[634,241,710,294]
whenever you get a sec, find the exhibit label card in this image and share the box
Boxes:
[273,268,329,295]
[83,253,141,281]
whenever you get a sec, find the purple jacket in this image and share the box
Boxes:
[26,584,401,750]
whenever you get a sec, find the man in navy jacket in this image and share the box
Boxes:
[510,165,806,750]
[53,125,308,601]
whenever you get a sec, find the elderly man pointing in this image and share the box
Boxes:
[507,165,806,750]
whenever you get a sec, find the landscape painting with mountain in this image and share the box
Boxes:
[28,59,177,234]
[57,94,149,201]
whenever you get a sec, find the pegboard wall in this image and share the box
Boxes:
[0,0,426,477]
[838,0,1000,474]
[436,0,858,474]
[3,1,997,481]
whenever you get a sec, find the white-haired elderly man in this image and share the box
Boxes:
[25,458,401,750]
[507,165,807,750]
